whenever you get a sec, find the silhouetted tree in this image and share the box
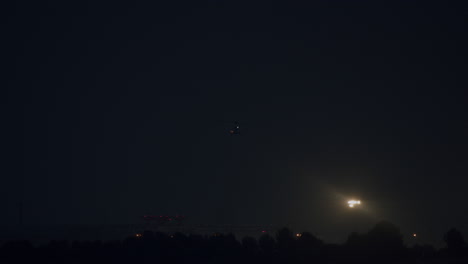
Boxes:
[365,221,405,259]
[410,244,436,259]
[444,228,465,250]
[276,227,294,250]
[258,233,276,255]
[275,227,296,263]
[296,232,324,263]
[444,228,466,257]
[242,236,258,255]
[222,233,242,261]
[346,232,362,246]
[298,232,322,247]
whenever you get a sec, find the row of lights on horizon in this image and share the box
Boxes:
[135,232,417,238]
[135,201,418,239]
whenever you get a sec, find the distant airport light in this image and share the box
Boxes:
[348,200,361,208]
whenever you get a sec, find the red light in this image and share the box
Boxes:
[262,230,266,233]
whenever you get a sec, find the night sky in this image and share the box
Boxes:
[3,1,468,246]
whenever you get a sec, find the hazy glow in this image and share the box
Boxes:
[296,233,302,237]
[413,233,417,237]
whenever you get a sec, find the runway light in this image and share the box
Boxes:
[348,200,361,207]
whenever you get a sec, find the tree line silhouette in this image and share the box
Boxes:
[1,221,467,264]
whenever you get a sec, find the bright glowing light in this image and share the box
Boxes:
[348,200,361,207]
[296,233,302,237]
[413,233,417,237]
[135,233,142,237]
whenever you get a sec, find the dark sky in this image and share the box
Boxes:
[3,1,468,246]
